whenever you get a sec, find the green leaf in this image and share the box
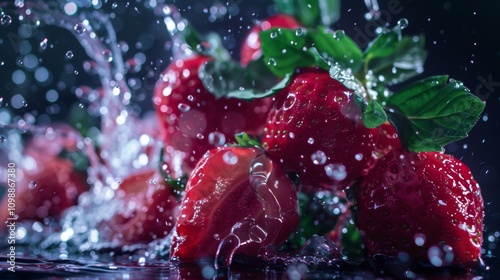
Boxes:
[386,75,486,152]
[234,132,262,148]
[180,22,203,53]
[367,34,427,86]
[363,28,427,88]
[273,0,296,16]
[274,0,340,27]
[226,72,293,100]
[244,57,281,91]
[198,59,246,99]
[308,27,363,72]
[363,101,387,128]
[260,27,314,77]
[306,47,331,71]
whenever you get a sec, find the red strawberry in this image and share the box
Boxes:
[0,126,89,223]
[153,55,272,175]
[374,121,402,159]
[101,169,179,245]
[240,14,301,66]
[354,149,484,268]
[170,146,300,263]
[262,68,379,190]
[0,151,88,222]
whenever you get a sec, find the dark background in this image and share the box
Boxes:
[1,0,499,260]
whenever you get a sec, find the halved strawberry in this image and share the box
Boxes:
[153,55,271,175]
[354,149,484,268]
[170,146,300,263]
[262,68,379,190]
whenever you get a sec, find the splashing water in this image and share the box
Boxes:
[0,1,497,279]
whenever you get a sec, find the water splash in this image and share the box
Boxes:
[363,0,381,21]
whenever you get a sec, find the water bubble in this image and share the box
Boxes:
[333,30,345,40]
[325,163,347,181]
[267,58,277,67]
[177,103,190,112]
[307,137,315,144]
[354,153,363,161]
[39,38,48,51]
[73,23,86,34]
[29,181,37,189]
[65,51,74,60]
[283,93,296,110]
[102,49,113,62]
[222,151,238,165]
[414,233,426,246]
[0,14,12,26]
[397,18,409,30]
[208,131,226,146]
[311,150,327,165]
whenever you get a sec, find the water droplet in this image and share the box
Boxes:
[311,150,327,165]
[333,30,345,40]
[307,137,315,144]
[414,233,426,246]
[325,164,347,181]
[267,58,277,67]
[295,28,304,36]
[73,23,86,34]
[397,18,409,30]
[177,103,190,112]
[29,181,37,189]
[222,150,238,165]
[283,93,296,110]
[208,131,226,146]
[354,153,363,161]
[269,31,278,39]
[65,51,74,60]
[0,14,12,26]
[102,49,113,62]
[39,38,48,51]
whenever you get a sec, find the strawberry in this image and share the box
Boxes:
[153,55,272,175]
[99,169,180,245]
[240,14,301,66]
[170,146,300,263]
[0,125,89,222]
[262,68,379,190]
[354,149,484,268]
[374,121,402,159]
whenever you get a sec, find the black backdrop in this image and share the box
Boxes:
[1,0,499,259]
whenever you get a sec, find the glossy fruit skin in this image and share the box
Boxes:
[240,14,301,66]
[170,146,300,262]
[355,149,484,268]
[153,55,271,175]
[374,121,402,159]
[104,169,179,245]
[262,69,379,190]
